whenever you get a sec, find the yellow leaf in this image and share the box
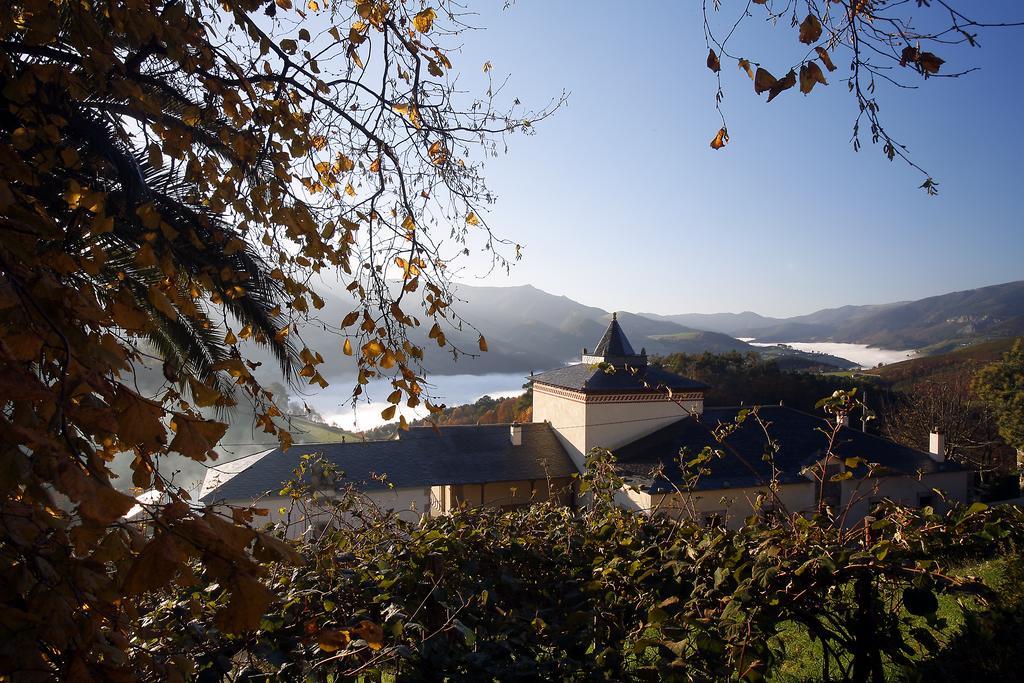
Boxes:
[402,214,415,232]
[369,157,380,173]
[362,340,384,358]
[413,7,436,33]
[224,328,238,344]
[354,620,385,650]
[798,14,822,44]
[737,58,754,80]
[706,48,720,73]
[465,211,480,226]
[710,127,729,150]
[335,153,355,172]
[345,183,356,197]
[483,61,492,73]
[188,378,222,408]
[380,405,396,421]
[318,628,350,652]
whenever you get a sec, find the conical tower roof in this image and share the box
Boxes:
[581,312,647,366]
[593,312,637,357]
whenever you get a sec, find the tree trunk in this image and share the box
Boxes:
[851,573,886,683]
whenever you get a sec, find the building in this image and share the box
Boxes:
[200,315,969,530]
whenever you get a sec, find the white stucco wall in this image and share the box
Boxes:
[533,383,702,471]
[432,477,576,514]
[839,470,970,523]
[216,486,431,538]
[649,482,817,529]
[533,385,588,469]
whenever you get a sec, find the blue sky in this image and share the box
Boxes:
[441,1,1024,317]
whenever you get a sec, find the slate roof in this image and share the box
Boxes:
[593,314,637,357]
[614,406,963,493]
[200,422,577,504]
[531,363,708,393]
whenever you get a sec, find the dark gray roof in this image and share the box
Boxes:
[588,313,647,365]
[200,422,576,503]
[594,314,637,357]
[614,406,963,493]
[531,363,708,393]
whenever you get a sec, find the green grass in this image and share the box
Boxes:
[768,557,1010,682]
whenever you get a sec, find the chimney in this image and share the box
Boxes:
[510,423,522,446]
[929,430,946,462]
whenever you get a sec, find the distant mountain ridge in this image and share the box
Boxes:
[287,283,858,380]
[652,280,1024,351]
[277,279,1022,382]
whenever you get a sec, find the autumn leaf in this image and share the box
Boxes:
[353,619,385,650]
[919,52,944,74]
[466,211,480,226]
[216,575,273,634]
[766,69,796,102]
[343,338,353,355]
[147,143,163,169]
[710,127,729,150]
[737,58,754,80]
[799,14,822,44]
[799,62,828,94]
[413,8,436,33]
[706,48,720,73]
[478,335,488,352]
[169,414,227,460]
[318,628,351,652]
[380,405,397,421]
[124,534,188,595]
[188,378,223,408]
[113,390,167,451]
[815,46,837,72]
[753,67,776,95]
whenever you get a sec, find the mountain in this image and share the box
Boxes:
[658,280,1024,352]
[639,311,784,337]
[282,283,857,380]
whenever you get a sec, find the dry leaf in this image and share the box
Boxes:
[710,127,729,150]
[767,70,796,102]
[738,58,754,80]
[754,67,776,95]
[799,62,828,94]
[706,48,720,73]
[799,14,822,44]
[815,47,836,72]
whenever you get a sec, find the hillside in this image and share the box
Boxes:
[862,337,1018,391]
[655,280,1024,352]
